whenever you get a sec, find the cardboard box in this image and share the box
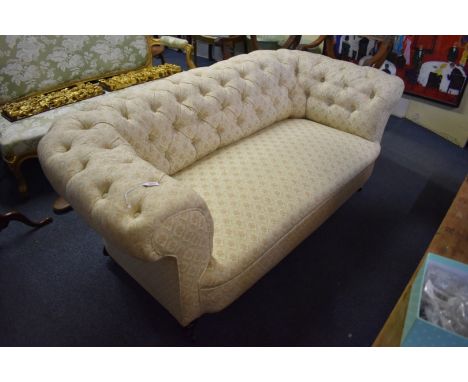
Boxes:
[401,253,468,346]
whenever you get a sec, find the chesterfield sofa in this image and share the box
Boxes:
[38,49,404,326]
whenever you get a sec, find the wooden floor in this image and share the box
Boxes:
[373,176,468,346]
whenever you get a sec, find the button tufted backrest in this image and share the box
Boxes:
[91,49,305,175]
[44,50,403,176]
[295,52,404,142]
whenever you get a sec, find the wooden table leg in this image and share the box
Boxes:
[0,211,53,232]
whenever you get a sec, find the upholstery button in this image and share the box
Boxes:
[79,120,94,129]
[173,120,183,130]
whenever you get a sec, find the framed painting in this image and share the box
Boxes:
[330,35,468,107]
[390,35,467,107]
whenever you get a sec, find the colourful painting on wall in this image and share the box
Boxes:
[332,35,468,107]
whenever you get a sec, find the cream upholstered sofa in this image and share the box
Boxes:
[38,49,404,326]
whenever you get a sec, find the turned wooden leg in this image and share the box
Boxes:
[8,160,28,197]
[0,211,53,232]
[4,154,38,198]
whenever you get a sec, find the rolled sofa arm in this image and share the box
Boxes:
[299,52,404,143]
[38,112,213,266]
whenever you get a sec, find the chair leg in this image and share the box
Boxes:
[3,154,39,198]
[103,246,110,257]
[5,159,29,197]
[0,211,53,232]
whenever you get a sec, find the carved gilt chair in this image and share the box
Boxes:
[150,36,196,69]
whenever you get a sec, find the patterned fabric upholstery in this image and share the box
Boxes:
[160,36,190,50]
[38,50,404,325]
[0,35,150,163]
[0,79,166,161]
[58,50,400,177]
[0,97,96,160]
[0,35,149,104]
[175,119,381,288]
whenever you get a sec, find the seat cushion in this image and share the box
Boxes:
[174,118,381,288]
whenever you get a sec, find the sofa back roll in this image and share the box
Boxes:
[44,50,403,181]
[94,49,304,176]
[99,50,402,176]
